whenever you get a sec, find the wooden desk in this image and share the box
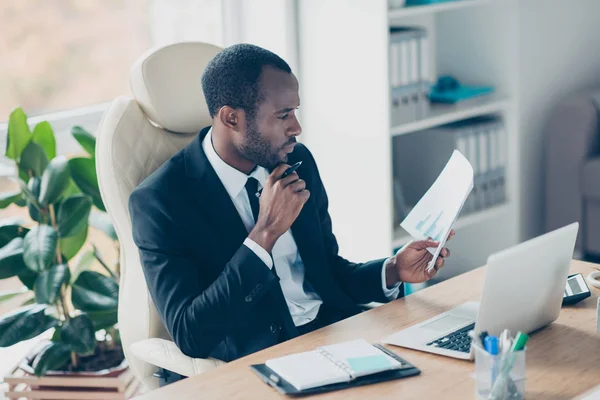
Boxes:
[136,260,600,399]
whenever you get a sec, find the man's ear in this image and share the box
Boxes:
[218,106,241,131]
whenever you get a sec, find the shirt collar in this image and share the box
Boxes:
[202,128,268,199]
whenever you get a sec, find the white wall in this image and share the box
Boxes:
[519,0,600,241]
[220,0,298,75]
[151,0,224,47]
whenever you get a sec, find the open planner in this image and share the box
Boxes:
[251,339,420,395]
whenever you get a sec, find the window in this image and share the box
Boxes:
[0,0,224,121]
[0,0,225,177]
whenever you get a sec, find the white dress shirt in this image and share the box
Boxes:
[203,129,400,326]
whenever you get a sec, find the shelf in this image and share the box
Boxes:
[388,0,492,20]
[391,202,510,249]
[390,95,511,137]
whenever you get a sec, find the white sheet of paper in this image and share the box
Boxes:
[400,150,474,272]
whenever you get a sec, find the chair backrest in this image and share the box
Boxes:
[95,42,222,389]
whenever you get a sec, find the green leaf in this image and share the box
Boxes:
[23,225,58,272]
[32,341,71,377]
[0,304,43,331]
[18,179,40,209]
[0,238,27,279]
[59,222,87,261]
[0,287,29,303]
[34,264,70,304]
[0,222,28,248]
[89,211,117,241]
[14,195,27,207]
[71,250,95,283]
[19,142,49,178]
[18,168,30,184]
[72,271,118,312]
[18,268,38,290]
[0,191,22,209]
[6,107,32,160]
[71,126,96,158]
[69,158,104,211]
[21,296,35,306]
[39,156,70,206]
[27,177,43,223]
[62,314,96,355]
[88,310,118,331]
[57,195,92,238]
[51,325,62,341]
[61,179,81,199]
[32,121,56,160]
[0,304,58,347]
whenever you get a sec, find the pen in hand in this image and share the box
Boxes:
[281,161,302,179]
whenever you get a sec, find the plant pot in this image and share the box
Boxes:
[4,341,139,400]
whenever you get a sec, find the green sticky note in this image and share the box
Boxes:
[346,355,391,373]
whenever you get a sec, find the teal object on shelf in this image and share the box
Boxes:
[429,75,494,104]
[406,0,461,5]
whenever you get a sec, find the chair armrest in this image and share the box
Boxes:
[129,338,225,378]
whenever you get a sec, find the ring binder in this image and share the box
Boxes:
[316,348,355,379]
[251,339,421,395]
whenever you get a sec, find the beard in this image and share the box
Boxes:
[239,118,287,170]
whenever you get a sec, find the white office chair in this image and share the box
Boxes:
[95,42,225,391]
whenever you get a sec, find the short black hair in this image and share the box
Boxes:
[201,43,292,119]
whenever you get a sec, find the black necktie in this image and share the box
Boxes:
[245,177,260,223]
[245,177,277,276]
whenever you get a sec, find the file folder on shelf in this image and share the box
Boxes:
[389,27,430,125]
[391,116,507,224]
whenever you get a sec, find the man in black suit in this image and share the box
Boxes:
[129,44,452,381]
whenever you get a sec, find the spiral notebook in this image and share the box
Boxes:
[251,339,420,395]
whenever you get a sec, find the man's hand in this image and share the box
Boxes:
[248,164,310,252]
[385,230,455,285]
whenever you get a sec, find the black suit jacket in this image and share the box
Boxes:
[129,127,403,362]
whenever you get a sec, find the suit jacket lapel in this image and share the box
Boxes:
[184,128,248,256]
[184,128,298,338]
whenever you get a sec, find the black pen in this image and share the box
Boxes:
[281,161,302,178]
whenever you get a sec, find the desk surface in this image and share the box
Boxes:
[136,260,600,400]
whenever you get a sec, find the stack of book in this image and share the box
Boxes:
[392,116,507,226]
[389,27,430,125]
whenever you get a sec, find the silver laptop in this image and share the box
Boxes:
[381,222,579,360]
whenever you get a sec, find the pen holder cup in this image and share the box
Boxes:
[474,344,526,400]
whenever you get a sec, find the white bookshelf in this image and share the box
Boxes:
[391,94,511,136]
[388,0,491,19]
[298,0,520,278]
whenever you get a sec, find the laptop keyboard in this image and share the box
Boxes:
[426,322,475,353]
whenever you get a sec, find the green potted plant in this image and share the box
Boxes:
[0,107,131,399]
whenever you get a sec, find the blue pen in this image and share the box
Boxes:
[485,336,500,384]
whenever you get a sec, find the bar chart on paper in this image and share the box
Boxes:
[400,151,474,271]
[416,211,446,242]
